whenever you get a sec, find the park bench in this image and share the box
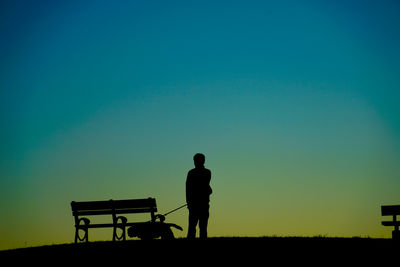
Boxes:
[381,205,400,240]
[71,198,158,243]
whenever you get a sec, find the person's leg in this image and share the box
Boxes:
[199,208,209,239]
[187,209,198,239]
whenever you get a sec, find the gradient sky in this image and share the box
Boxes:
[1,0,400,250]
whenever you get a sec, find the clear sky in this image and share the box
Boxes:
[1,0,400,250]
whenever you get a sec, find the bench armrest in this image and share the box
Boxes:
[76,217,90,227]
[114,215,128,225]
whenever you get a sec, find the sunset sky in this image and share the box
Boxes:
[1,0,400,250]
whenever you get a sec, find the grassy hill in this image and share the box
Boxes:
[1,237,397,264]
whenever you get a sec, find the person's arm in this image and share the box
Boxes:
[207,169,212,195]
[186,171,192,208]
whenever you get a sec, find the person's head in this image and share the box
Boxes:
[193,153,205,168]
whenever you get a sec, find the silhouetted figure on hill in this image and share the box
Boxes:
[186,153,212,239]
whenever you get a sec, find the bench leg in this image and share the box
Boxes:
[393,230,400,240]
[75,227,89,243]
[113,226,126,241]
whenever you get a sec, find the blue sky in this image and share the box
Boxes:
[1,0,400,249]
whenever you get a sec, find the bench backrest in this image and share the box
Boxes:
[71,198,157,220]
[381,205,400,217]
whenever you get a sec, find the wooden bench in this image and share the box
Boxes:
[71,198,157,243]
[381,205,400,240]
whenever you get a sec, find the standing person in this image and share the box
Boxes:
[186,153,212,239]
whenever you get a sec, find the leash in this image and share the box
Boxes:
[163,204,187,216]
[148,203,187,223]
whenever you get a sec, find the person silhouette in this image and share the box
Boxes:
[186,153,212,239]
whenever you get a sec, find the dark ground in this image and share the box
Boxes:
[1,237,397,264]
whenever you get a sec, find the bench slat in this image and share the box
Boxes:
[71,198,156,212]
[382,221,400,226]
[73,210,114,216]
[113,199,156,209]
[80,223,115,228]
[71,200,112,211]
[78,222,146,228]
[114,208,157,214]
[73,208,157,216]
[381,205,400,216]
[79,222,149,228]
